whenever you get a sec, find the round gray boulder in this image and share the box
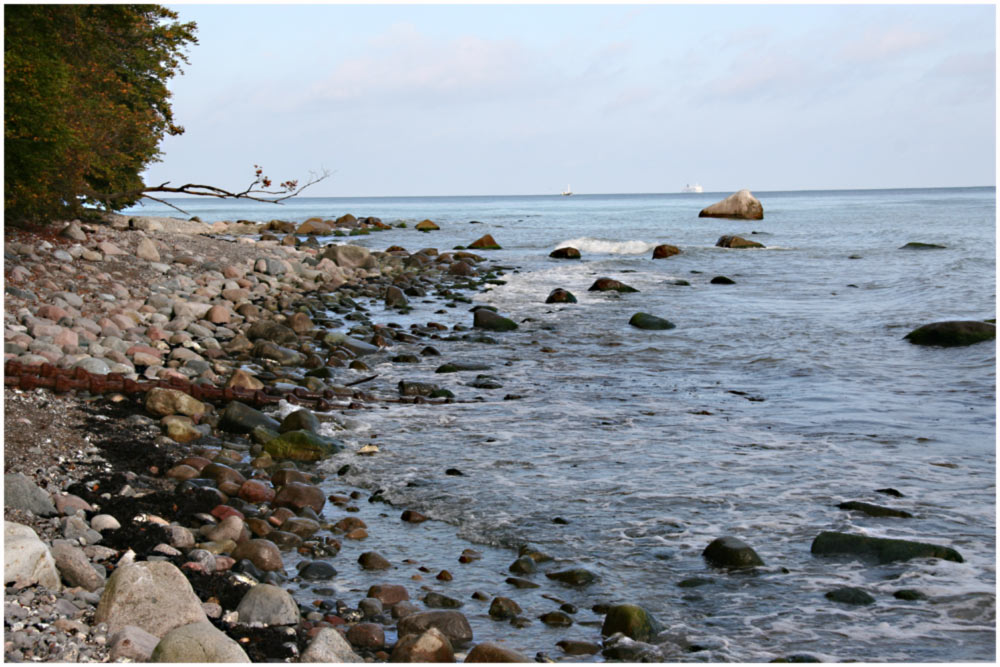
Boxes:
[151,622,250,662]
[236,583,300,626]
[94,561,208,637]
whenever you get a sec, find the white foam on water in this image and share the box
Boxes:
[555,236,659,255]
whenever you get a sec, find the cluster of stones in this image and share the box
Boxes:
[260,213,395,242]
[3,217,522,410]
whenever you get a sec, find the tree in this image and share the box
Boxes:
[5,4,198,225]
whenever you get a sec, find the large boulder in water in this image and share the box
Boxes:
[549,247,581,259]
[702,536,764,568]
[601,604,661,642]
[473,309,518,331]
[629,313,676,330]
[699,189,764,220]
[716,235,764,249]
[810,531,963,564]
[545,288,577,304]
[468,234,501,250]
[652,244,680,259]
[589,277,638,293]
[904,320,995,347]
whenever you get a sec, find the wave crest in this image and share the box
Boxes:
[556,237,658,255]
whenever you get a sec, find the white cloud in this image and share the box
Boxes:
[307,23,550,106]
[839,25,936,64]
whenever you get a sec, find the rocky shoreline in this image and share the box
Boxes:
[2,212,635,663]
[4,210,981,663]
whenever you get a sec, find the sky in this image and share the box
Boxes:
[146,3,997,197]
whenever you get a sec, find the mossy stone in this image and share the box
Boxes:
[600,603,661,642]
[810,531,963,564]
[904,320,995,347]
[263,430,341,462]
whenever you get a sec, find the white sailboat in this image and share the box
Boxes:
[561,184,573,196]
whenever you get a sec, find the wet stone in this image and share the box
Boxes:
[825,587,875,605]
[508,555,536,575]
[297,560,337,580]
[539,610,573,627]
[488,597,522,620]
[423,592,463,609]
[545,568,597,587]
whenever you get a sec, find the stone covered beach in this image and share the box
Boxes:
[4,203,990,663]
[4,212,650,662]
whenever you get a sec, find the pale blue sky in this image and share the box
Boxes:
[148,3,996,196]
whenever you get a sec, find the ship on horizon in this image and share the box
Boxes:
[681,183,703,193]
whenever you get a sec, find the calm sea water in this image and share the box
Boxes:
[126,189,996,661]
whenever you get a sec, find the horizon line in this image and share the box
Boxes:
[151,184,996,200]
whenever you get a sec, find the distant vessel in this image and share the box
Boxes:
[681,183,703,193]
[561,185,573,196]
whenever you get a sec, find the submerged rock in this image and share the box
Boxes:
[588,277,639,293]
[904,320,995,347]
[716,235,764,249]
[702,536,765,568]
[549,247,581,259]
[899,242,946,250]
[601,603,661,642]
[699,189,764,220]
[545,568,597,587]
[545,288,577,304]
[398,380,441,397]
[473,309,518,331]
[652,244,681,259]
[556,640,602,656]
[825,587,875,605]
[837,501,913,518]
[810,531,963,563]
[488,597,522,620]
[629,313,676,330]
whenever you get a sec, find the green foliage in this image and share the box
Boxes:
[4,5,197,225]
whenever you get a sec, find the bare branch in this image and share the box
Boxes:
[137,193,191,216]
[91,167,334,211]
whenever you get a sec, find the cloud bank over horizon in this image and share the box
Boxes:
[148,4,995,197]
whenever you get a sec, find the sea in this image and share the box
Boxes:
[124,188,996,662]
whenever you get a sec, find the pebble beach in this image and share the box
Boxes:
[3,212,622,662]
